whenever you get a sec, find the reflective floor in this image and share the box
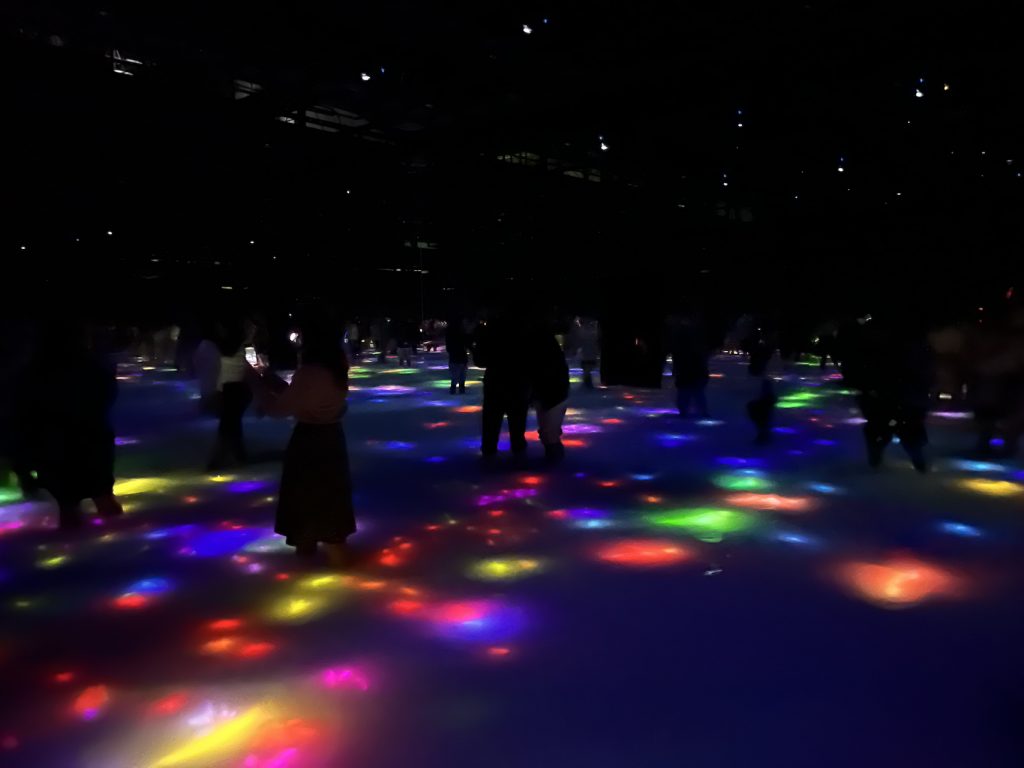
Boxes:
[1,354,1022,767]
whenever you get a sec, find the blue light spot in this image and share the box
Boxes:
[425,456,447,464]
[808,483,840,494]
[186,528,264,557]
[938,521,982,538]
[951,460,1006,473]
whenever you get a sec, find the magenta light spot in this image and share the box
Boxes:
[319,666,370,691]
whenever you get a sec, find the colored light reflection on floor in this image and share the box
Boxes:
[836,556,963,608]
[595,538,694,567]
[957,478,1023,497]
[430,600,525,643]
[645,507,756,542]
[712,471,772,492]
[113,477,170,496]
[148,704,275,768]
[724,493,814,513]
[469,556,544,581]
[72,685,111,721]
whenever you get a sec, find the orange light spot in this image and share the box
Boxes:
[725,493,813,513]
[838,556,962,608]
[563,439,586,448]
[200,637,238,655]
[399,586,420,596]
[521,476,542,486]
[208,618,243,632]
[644,495,663,503]
[357,580,387,591]
[454,405,482,414]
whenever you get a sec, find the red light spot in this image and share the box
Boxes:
[389,599,423,615]
[208,618,243,632]
[53,672,75,684]
[398,542,413,550]
[438,602,485,623]
[183,495,199,504]
[1,735,18,750]
[488,509,505,518]
[72,685,110,720]
[563,439,586,448]
[112,593,149,610]
[595,539,693,568]
[275,573,291,581]
[424,524,441,531]
[486,528,503,535]
[598,480,618,488]
[425,421,450,429]
[149,692,188,716]
[521,476,542,486]
[547,509,568,519]
[487,646,512,657]
[602,417,624,425]
[239,642,276,659]
[379,550,401,567]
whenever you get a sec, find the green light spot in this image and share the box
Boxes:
[645,507,756,542]
[712,473,772,491]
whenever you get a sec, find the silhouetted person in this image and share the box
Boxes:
[446,318,470,394]
[17,321,122,529]
[396,319,417,367]
[843,314,931,472]
[672,316,711,418]
[571,318,600,388]
[207,318,252,471]
[530,325,570,462]
[475,311,530,460]
[254,322,354,564]
[746,325,777,445]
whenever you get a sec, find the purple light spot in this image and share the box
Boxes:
[227,480,268,494]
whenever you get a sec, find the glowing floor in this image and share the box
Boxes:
[1,354,1022,767]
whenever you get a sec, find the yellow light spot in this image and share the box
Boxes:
[208,475,236,484]
[959,478,1023,497]
[299,574,344,590]
[39,555,67,569]
[148,705,273,767]
[268,593,330,623]
[470,557,544,581]
[113,477,168,496]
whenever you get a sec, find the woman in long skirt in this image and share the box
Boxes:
[254,327,354,563]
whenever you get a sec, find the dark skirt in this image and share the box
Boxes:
[275,422,356,545]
